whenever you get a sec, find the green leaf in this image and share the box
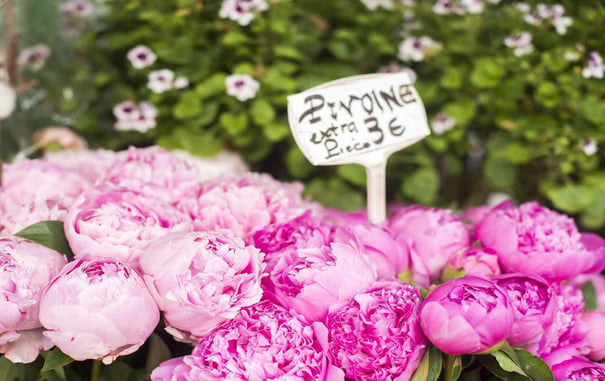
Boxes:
[491,351,527,376]
[401,167,439,205]
[546,184,595,214]
[470,58,505,88]
[274,45,303,60]
[286,147,314,179]
[534,82,560,108]
[220,113,249,135]
[505,143,534,164]
[173,91,202,120]
[41,348,74,373]
[484,156,517,189]
[157,128,223,157]
[0,356,42,381]
[262,122,290,142]
[440,68,463,90]
[428,346,444,381]
[222,31,248,45]
[514,349,554,381]
[305,178,364,211]
[16,221,73,257]
[250,99,276,125]
[445,355,463,381]
[411,347,431,381]
[195,73,227,100]
[338,164,366,187]
[442,99,476,127]
[145,334,172,374]
[99,361,147,381]
[478,354,517,380]
[583,281,597,310]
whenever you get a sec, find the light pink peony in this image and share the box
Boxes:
[577,311,605,361]
[326,281,427,381]
[0,237,67,363]
[388,205,470,286]
[0,199,67,237]
[64,185,192,267]
[39,258,159,364]
[476,202,605,280]
[180,172,315,240]
[43,149,117,183]
[444,247,501,280]
[153,301,344,381]
[103,146,201,203]
[493,274,557,347]
[140,231,264,341]
[420,276,514,355]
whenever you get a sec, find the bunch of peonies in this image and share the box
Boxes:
[0,145,604,381]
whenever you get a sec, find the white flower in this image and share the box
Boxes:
[461,0,484,14]
[113,101,157,132]
[60,0,94,17]
[378,64,418,83]
[487,192,512,206]
[17,44,51,72]
[219,0,268,26]
[431,113,456,135]
[127,45,156,69]
[148,69,175,94]
[552,16,572,35]
[536,3,552,18]
[563,50,581,62]
[360,0,393,10]
[582,52,604,79]
[225,74,260,102]
[433,0,454,14]
[0,83,16,119]
[582,139,598,156]
[504,32,534,57]
[398,36,439,62]
[523,13,542,25]
[514,3,530,13]
[174,77,189,89]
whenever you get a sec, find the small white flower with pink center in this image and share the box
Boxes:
[514,3,530,13]
[60,0,94,17]
[461,0,484,14]
[17,44,51,72]
[433,0,455,14]
[582,139,598,157]
[113,101,158,132]
[582,52,604,79]
[225,74,260,102]
[219,0,268,26]
[504,32,534,57]
[148,69,175,94]
[398,36,439,62]
[378,64,417,83]
[431,113,456,135]
[127,45,156,69]
[360,0,393,10]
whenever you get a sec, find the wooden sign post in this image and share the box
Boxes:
[287,72,430,224]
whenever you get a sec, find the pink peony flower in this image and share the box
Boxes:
[420,276,514,355]
[444,247,501,279]
[43,148,117,183]
[140,231,264,341]
[577,311,605,361]
[225,74,260,101]
[103,146,200,203]
[460,205,492,232]
[127,45,156,69]
[388,205,470,286]
[493,274,557,347]
[326,281,427,381]
[180,173,313,240]
[551,357,605,381]
[153,301,344,380]
[64,185,192,267]
[475,202,605,280]
[0,237,67,363]
[0,199,67,237]
[571,273,605,312]
[39,258,159,364]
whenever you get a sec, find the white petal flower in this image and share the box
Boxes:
[173,77,189,89]
[514,3,530,13]
[433,0,454,14]
[113,101,140,121]
[461,0,484,14]
[225,74,260,102]
[504,32,533,56]
[17,44,51,72]
[148,69,175,94]
[60,0,94,17]
[127,45,157,70]
[431,113,456,135]
[523,13,542,25]
[219,0,268,26]
[582,51,604,79]
[552,16,572,35]
[360,0,393,10]
[487,192,512,206]
[113,101,157,132]
[582,139,598,156]
[0,83,16,119]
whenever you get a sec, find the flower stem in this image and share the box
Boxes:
[90,360,102,381]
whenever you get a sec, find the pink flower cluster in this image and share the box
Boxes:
[1,146,604,381]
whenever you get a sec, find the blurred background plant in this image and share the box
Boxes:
[2,0,605,229]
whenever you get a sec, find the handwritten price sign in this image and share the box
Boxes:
[287,73,430,223]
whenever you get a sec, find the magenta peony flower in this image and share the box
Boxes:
[577,311,605,361]
[388,205,470,286]
[459,205,492,233]
[153,301,345,380]
[64,185,192,267]
[551,357,605,381]
[43,149,117,183]
[0,237,67,363]
[180,173,314,240]
[476,202,605,280]
[420,276,514,355]
[140,231,264,341]
[326,281,427,381]
[39,258,159,364]
[444,247,501,279]
[103,146,200,203]
[493,274,557,347]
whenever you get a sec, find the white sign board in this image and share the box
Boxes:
[287,73,431,223]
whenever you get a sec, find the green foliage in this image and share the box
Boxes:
[15,221,74,258]
[13,0,605,228]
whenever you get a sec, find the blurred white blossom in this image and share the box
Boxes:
[219,0,268,26]
[148,69,175,94]
[582,51,604,79]
[378,64,417,83]
[487,192,512,206]
[360,0,393,10]
[60,0,94,17]
[0,83,16,119]
[113,101,158,132]
[127,45,156,69]
[431,113,456,135]
[582,139,598,156]
[18,44,51,72]
[225,74,260,101]
[173,77,189,89]
[504,32,534,57]
[398,36,439,62]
